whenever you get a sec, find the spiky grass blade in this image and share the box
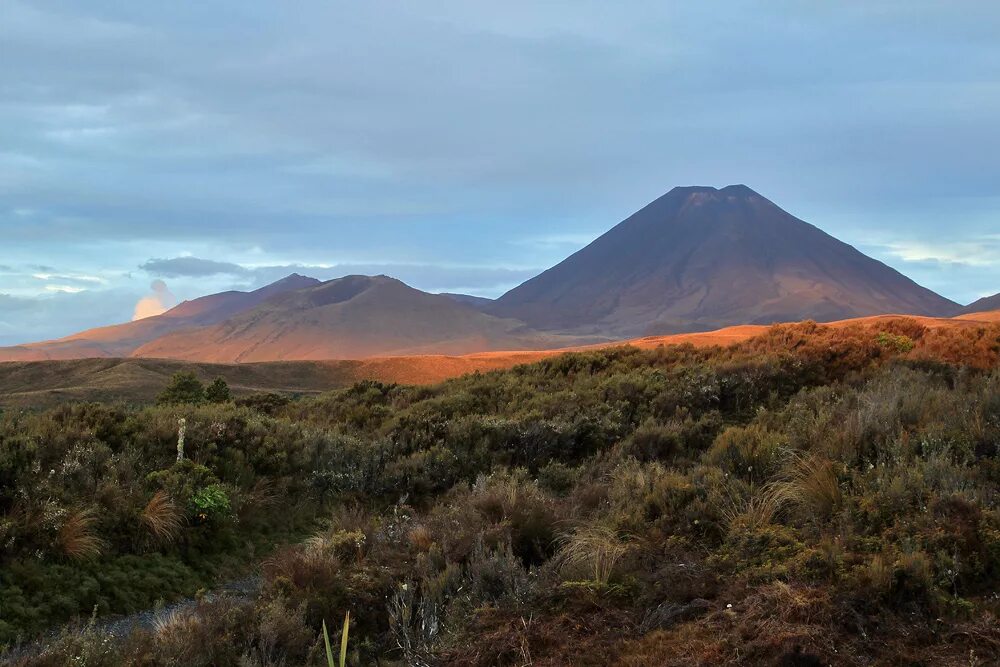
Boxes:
[323,619,335,667]
[321,614,350,667]
[340,611,350,667]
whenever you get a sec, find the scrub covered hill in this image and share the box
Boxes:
[2,309,996,410]
[2,317,999,665]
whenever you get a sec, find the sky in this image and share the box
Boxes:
[2,1,999,346]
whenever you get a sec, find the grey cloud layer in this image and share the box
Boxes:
[140,257,251,278]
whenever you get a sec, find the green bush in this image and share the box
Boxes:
[157,372,205,405]
[190,484,231,522]
[204,377,232,403]
[707,424,790,484]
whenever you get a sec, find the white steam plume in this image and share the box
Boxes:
[132,279,177,321]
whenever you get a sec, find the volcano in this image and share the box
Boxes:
[489,185,958,336]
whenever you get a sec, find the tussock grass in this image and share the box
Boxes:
[57,508,105,560]
[554,523,630,585]
[718,483,789,534]
[782,454,843,519]
[140,490,183,544]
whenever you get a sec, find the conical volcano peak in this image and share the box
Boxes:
[491,185,958,336]
[668,184,762,199]
[661,185,767,209]
[719,184,759,197]
[666,184,759,194]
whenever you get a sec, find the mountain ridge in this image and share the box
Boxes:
[962,292,1000,315]
[129,275,585,362]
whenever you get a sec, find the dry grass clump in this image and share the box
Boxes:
[140,490,183,544]
[408,524,434,553]
[865,553,894,594]
[150,597,254,665]
[717,483,789,535]
[553,523,631,586]
[300,528,367,566]
[236,477,280,520]
[56,508,105,560]
[469,472,559,565]
[707,424,791,484]
[782,454,842,520]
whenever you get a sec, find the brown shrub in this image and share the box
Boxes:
[408,524,435,553]
[439,606,633,667]
[619,583,834,666]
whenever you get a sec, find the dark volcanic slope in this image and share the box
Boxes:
[440,293,495,309]
[132,275,580,362]
[963,293,1000,315]
[490,185,958,336]
[0,274,320,361]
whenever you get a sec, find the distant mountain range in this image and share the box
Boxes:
[0,274,585,363]
[1,185,992,363]
[131,275,582,362]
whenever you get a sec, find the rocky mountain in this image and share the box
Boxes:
[489,185,958,336]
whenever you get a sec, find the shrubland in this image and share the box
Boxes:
[2,319,999,665]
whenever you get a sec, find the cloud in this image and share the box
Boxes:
[880,238,1000,268]
[0,289,138,346]
[132,279,176,320]
[44,284,87,294]
[32,272,106,284]
[138,256,539,296]
[140,257,250,277]
[511,233,601,250]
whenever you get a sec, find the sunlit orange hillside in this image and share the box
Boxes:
[372,309,1000,384]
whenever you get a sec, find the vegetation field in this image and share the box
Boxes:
[3,311,994,411]
[0,354,545,410]
[2,318,1000,665]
